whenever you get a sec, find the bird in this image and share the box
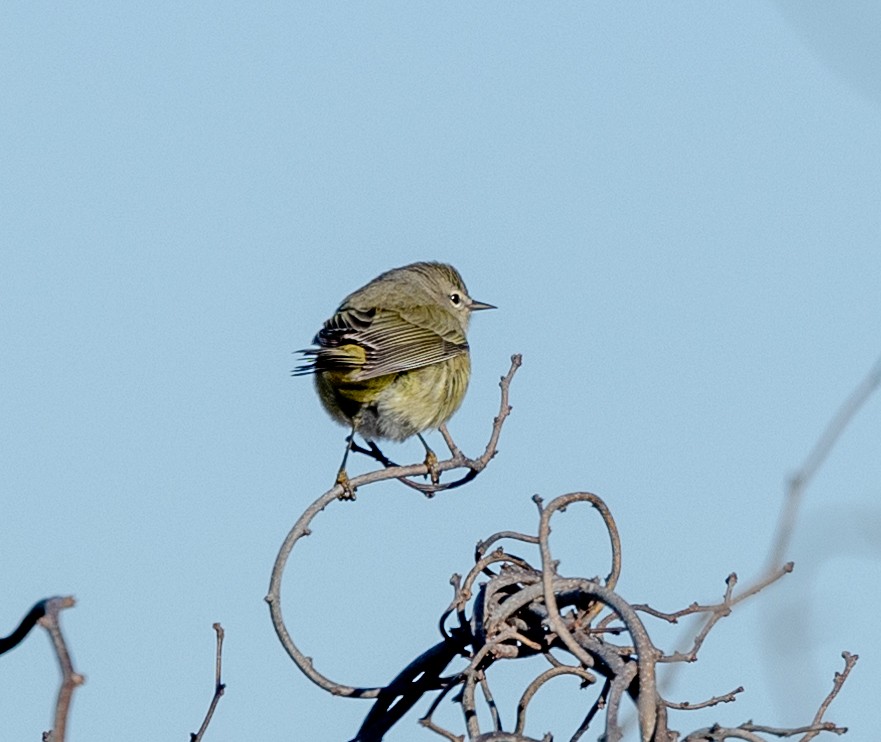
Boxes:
[294,261,494,495]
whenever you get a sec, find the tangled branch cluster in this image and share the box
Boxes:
[311,492,854,742]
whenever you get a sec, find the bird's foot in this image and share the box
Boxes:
[424,449,440,485]
[335,469,357,500]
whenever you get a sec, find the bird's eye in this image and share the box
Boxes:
[449,292,462,306]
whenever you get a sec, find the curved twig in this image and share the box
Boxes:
[265,486,380,696]
[536,494,657,742]
[459,549,535,610]
[474,531,541,577]
[533,492,622,594]
[266,356,521,695]
[513,664,596,735]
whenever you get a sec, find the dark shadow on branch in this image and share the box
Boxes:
[1,599,54,656]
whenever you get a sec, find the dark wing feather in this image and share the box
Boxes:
[294,304,467,380]
[292,307,374,375]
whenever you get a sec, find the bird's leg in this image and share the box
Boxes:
[366,440,398,468]
[348,437,399,467]
[417,433,440,485]
[335,427,357,500]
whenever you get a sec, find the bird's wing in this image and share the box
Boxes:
[295,305,468,380]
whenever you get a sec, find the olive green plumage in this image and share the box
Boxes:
[296,261,493,443]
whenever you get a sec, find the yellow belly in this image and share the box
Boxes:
[315,354,470,441]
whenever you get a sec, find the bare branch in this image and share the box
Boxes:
[38,596,83,742]
[679,653,856,740]
[769,352,881,569]
[653,564,793,664]
[660,352,879,714]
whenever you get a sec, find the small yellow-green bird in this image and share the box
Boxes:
[295,261,494,490]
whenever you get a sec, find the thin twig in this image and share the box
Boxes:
[678,654,856,740]
[352,355,522,496]
[664,686,743,710]
[190,623,227,742]
[535,494,657,742]
[475,531,541,572]
[418,681,465,741]
[797,651,857,742]
[656,564,793,663]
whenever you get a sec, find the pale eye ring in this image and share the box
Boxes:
[449,292,463,306]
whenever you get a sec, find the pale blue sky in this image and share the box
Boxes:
[2,3,880,740]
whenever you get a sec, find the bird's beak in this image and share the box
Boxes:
[469,299,496,311]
